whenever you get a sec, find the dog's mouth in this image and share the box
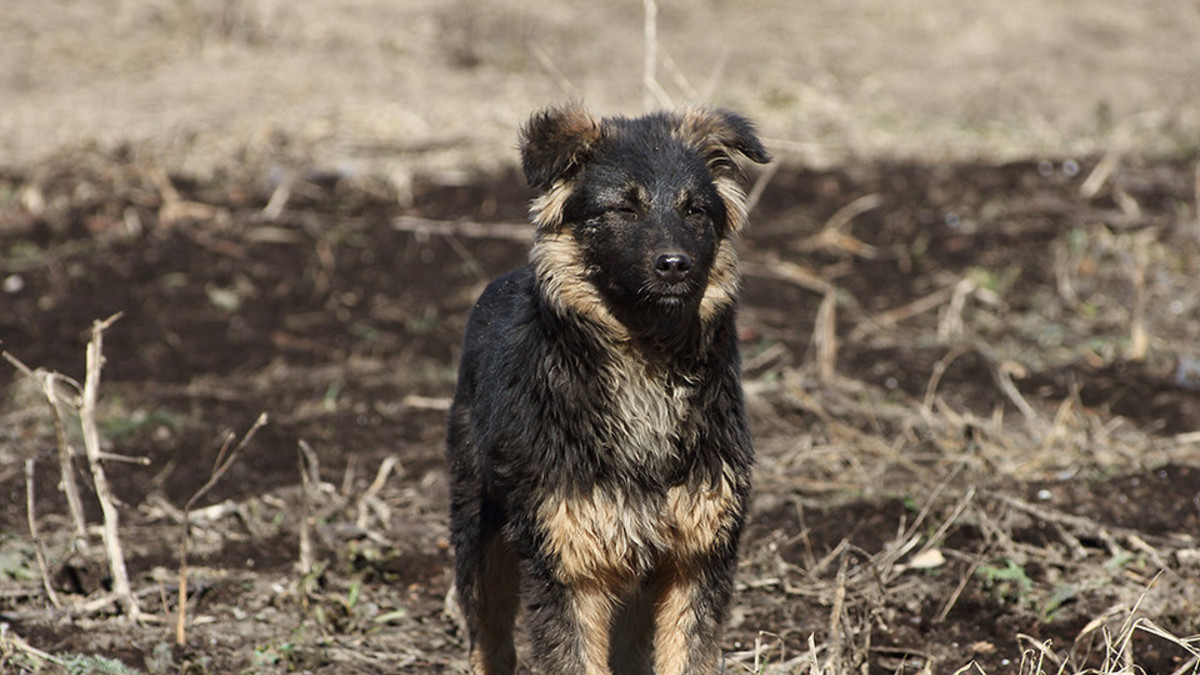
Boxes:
[640,280,702,310]
[652,294,688,310]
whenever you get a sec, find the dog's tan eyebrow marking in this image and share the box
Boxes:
[623,183,650,208]
[674,186,702,210]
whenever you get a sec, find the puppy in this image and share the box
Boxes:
[447,103,769,675]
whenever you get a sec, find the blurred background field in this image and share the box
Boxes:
[3,0,1199,174]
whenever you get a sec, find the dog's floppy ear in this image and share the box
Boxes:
[676,108,771,177]
[677,108,771,236]
[520,103,603,191]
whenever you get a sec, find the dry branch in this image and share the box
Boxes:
[176,412,267,645]
[1127,235,1150,361]
[742,259,832,295]
[297,439,320,577]
[78,313,141,621]
[151,166,217,225]
[823,193,885,235]
[24,458,61,608]
[1080,152,1119,199]
[658,49,700,102]
[392,215,530,241]
[989,357,1041,432]
[744,161,779,215]
[794,193,885,259]
[982,491,1177,568]
[813,287,838,382]
[402,394,452,411]
[526,39,577,97]
[641,0,672,111]
[0,628,65,668]
[260,169,295,221]
[2,353,89,549]
[938,277,976,342]
[356,455,401,530]
[922,344,973,412]
[848,282,958,343]
[794,229,881,260]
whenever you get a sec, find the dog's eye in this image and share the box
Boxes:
[609,206,639,220]
[685,204,707,220]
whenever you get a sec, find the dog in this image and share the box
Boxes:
[446,103,769,675]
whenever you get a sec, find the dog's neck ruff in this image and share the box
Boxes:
[528,230,740,352]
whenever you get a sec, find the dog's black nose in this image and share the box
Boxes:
[654,253,693,284]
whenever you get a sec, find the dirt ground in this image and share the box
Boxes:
[2,2,1200,674]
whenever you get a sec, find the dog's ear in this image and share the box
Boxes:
[676,108,771,177]
[677,109,771,236]
[520,103,603,191]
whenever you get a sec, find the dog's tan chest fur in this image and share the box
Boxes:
[538,470,737,586]
[602,354,697,465]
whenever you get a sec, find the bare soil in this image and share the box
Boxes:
[1,148,1198,674]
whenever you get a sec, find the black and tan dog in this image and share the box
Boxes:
[447,103,769,675]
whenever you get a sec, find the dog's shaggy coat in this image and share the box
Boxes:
[447,103,769,675]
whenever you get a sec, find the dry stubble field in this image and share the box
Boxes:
[2,2,1200,673]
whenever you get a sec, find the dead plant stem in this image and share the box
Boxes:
[828,557,847,667]
[356,455,400,530]
[176,412,267,645]
[815,286,838,382]
[297,439,319,576]
[79,313,141,621]
[392,215,529,241]
[24,458,61,608]
[744,160,779,215]
[820,193,884,237]
[2,353,89,548]
[642,0,672,111]
[848,283,957,343]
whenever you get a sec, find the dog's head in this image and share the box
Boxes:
[521,103,770,343]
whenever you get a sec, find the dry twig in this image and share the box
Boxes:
[922,344,973,412]
[527,39,578,97]
[260,169,295,221]
[0,626,65,668]
[742,259,832,295]
[744,161,779,215]
[983,492,1175,569]
[2,353,89,548]
[813,287,838,382]
[392,215,530,241]
[1080,152,1119,199]
[848,283,958,343]
[176,412,268,645]
[79,313,141,621]
[641,0,671,111]
[356,455,401,530]
[1127,234,1150,362]
[297,439,320,577]
[24,458,61,608]
[795,194,885,260]
[151,166,217,225]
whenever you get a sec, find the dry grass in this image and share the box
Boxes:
[3,1,1200,180]
[2,150,1198,674]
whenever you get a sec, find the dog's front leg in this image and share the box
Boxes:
[652,553,736,675]
[523,571,618,675]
